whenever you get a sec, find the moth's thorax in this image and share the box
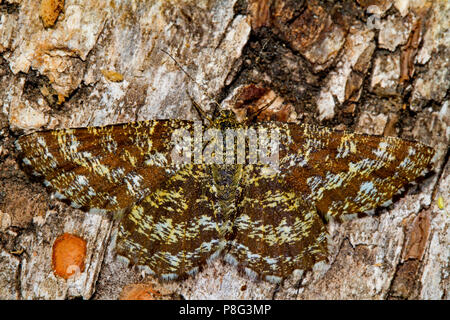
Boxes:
[213,109,240,131]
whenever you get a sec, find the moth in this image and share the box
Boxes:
[15,106,434,283]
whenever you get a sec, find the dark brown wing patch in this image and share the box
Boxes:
[116,164,222,280]
[227,164,328,283]
[280,123,434,221]
[16,120,193,213]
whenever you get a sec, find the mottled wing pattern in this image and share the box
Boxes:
[15,115,435,283]
[226,122,433,281]
[116,164,223,280]
[15,120,193,214]
[279,123,435,221]
[228,164,328,282]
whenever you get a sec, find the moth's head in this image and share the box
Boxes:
[214,109,238,129]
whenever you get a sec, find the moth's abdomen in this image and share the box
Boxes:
[210,164,243,236]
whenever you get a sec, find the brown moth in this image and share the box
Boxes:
[15,108,434,283]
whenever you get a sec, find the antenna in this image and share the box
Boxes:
[246,96,277,124]
[159,48,222,113]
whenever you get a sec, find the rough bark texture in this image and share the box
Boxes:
[0,0,448,300]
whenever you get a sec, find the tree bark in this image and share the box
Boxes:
[0,0,448,299]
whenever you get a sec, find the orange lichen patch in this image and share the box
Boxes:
[57,94,66,105]
[52,233,86,280]
[101,70,124,82]
[40,0,65,28]
[119,284,163,300]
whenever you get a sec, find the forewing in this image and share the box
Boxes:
[116,164,223,280]
[15,120,193,213]
[280,123,435,221]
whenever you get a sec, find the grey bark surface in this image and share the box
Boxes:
[0,0,448,299]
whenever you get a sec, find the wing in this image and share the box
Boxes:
[227,122,434,282]
[116,164,224,280]
[279,123,435,221]
[227,164,328,283]
[15,120,194,213]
